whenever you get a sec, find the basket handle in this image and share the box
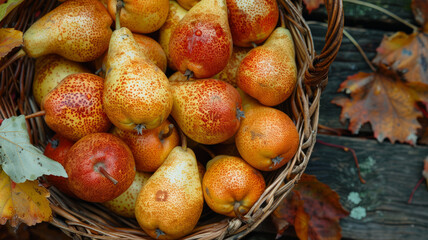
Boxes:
[304,0,344,88]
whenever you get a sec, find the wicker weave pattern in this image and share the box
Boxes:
[0,0,344,239]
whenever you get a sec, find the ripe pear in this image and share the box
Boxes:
[135,146,203,239]
[33,55,90,106]
[103,171,151,218]
[202,155,265,218]
[213,47,250,87]
[237,27,297,106]
[103,27,173,133]
[177,0,200,10]
[170,79,243,145]
[159,1,187,71]
[42,73,112,141]
[111,120,180,172]
[169,0,233,78]
[133,34,167,72]
[23,0,112,62]
[107,0,169,34]
[168,71,195,82]
[226,0,279,47]
[235,91,299,171]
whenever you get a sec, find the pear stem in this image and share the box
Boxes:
[158,124,174,141]
[279,5,286,28]
[233,201,247,222]
[197,144,216,159]
[25,110,46,119]
[0,49,26,73]
[47,138,59,149]
[178,126,187,151]
[134,124,146,135]
[184,69,194,80]
[115,0,124,30]
[155,228,165,239]
[98,166,118,185]
[250,42,257,48]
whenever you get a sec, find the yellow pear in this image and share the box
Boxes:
[32,54,90,106]
[135,146,203,239]
[159,1,188,71]
[107,0,169,34]
[103,171,151,218]
[23,0,113,62]
[103,27,173,133]
[177,0,200,10]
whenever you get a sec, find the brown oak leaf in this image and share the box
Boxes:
[303,0,324,14]
[332,65,428,145]
[372,32,428,85]
[271,174,348,240]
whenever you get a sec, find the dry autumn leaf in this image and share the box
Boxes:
[411,0,428,32]
[332,66,428,145]
[271,174,349,240]
[372,31,428,85]
[303,0,324,14]
[0,28,23,60]
[0,168,52,227]
[0,0,24,22]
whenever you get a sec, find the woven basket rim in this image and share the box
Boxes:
[0,0,344,239]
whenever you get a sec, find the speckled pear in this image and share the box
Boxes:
[103,27,173,133]
[169,0,233,78]
[237,27,297,106]
[23,0,112,62]
[169,79,243,145]
[42,73,112,141]
[107,0,169,34]
[177,0,200,10]
[33,54,90,106]
[135,146,203,239]
[158,1,187,71]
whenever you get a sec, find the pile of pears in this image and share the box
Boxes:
[26,0,300,239]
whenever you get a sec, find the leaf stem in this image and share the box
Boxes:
[342,29,376,72]
[317,139,366,184]
[343,0,419,33]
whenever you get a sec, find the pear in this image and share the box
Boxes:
[237,27,297,106]
[169,0,233,78]
[159,1,187,71]
[202,155,265,218]
[170,79,243,145]
[103,27,173,133]
[42,73,112,141]
[103,171,152,218]
[23,0,112,62]
[33,54,90,106]
[135,146,203,239]
[177,0,200,10]
[213,47,250,87]
[107,0,169,34]
[133,34,167,73]
[226,0,279,47]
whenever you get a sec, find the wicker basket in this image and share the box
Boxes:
[0,0,344,239]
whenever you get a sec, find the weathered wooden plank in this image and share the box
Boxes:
[308,0,416,32]
[306,134,428,240]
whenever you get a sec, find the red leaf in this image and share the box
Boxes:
[332,66,427,145]
[303,0,324,14]
[411,0,428,32]
[272,174,348,240]
[373,32,428,85]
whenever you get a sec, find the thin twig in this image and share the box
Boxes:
[408,176,424,204]
[317,139,366,184]
[343,0,419,33]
